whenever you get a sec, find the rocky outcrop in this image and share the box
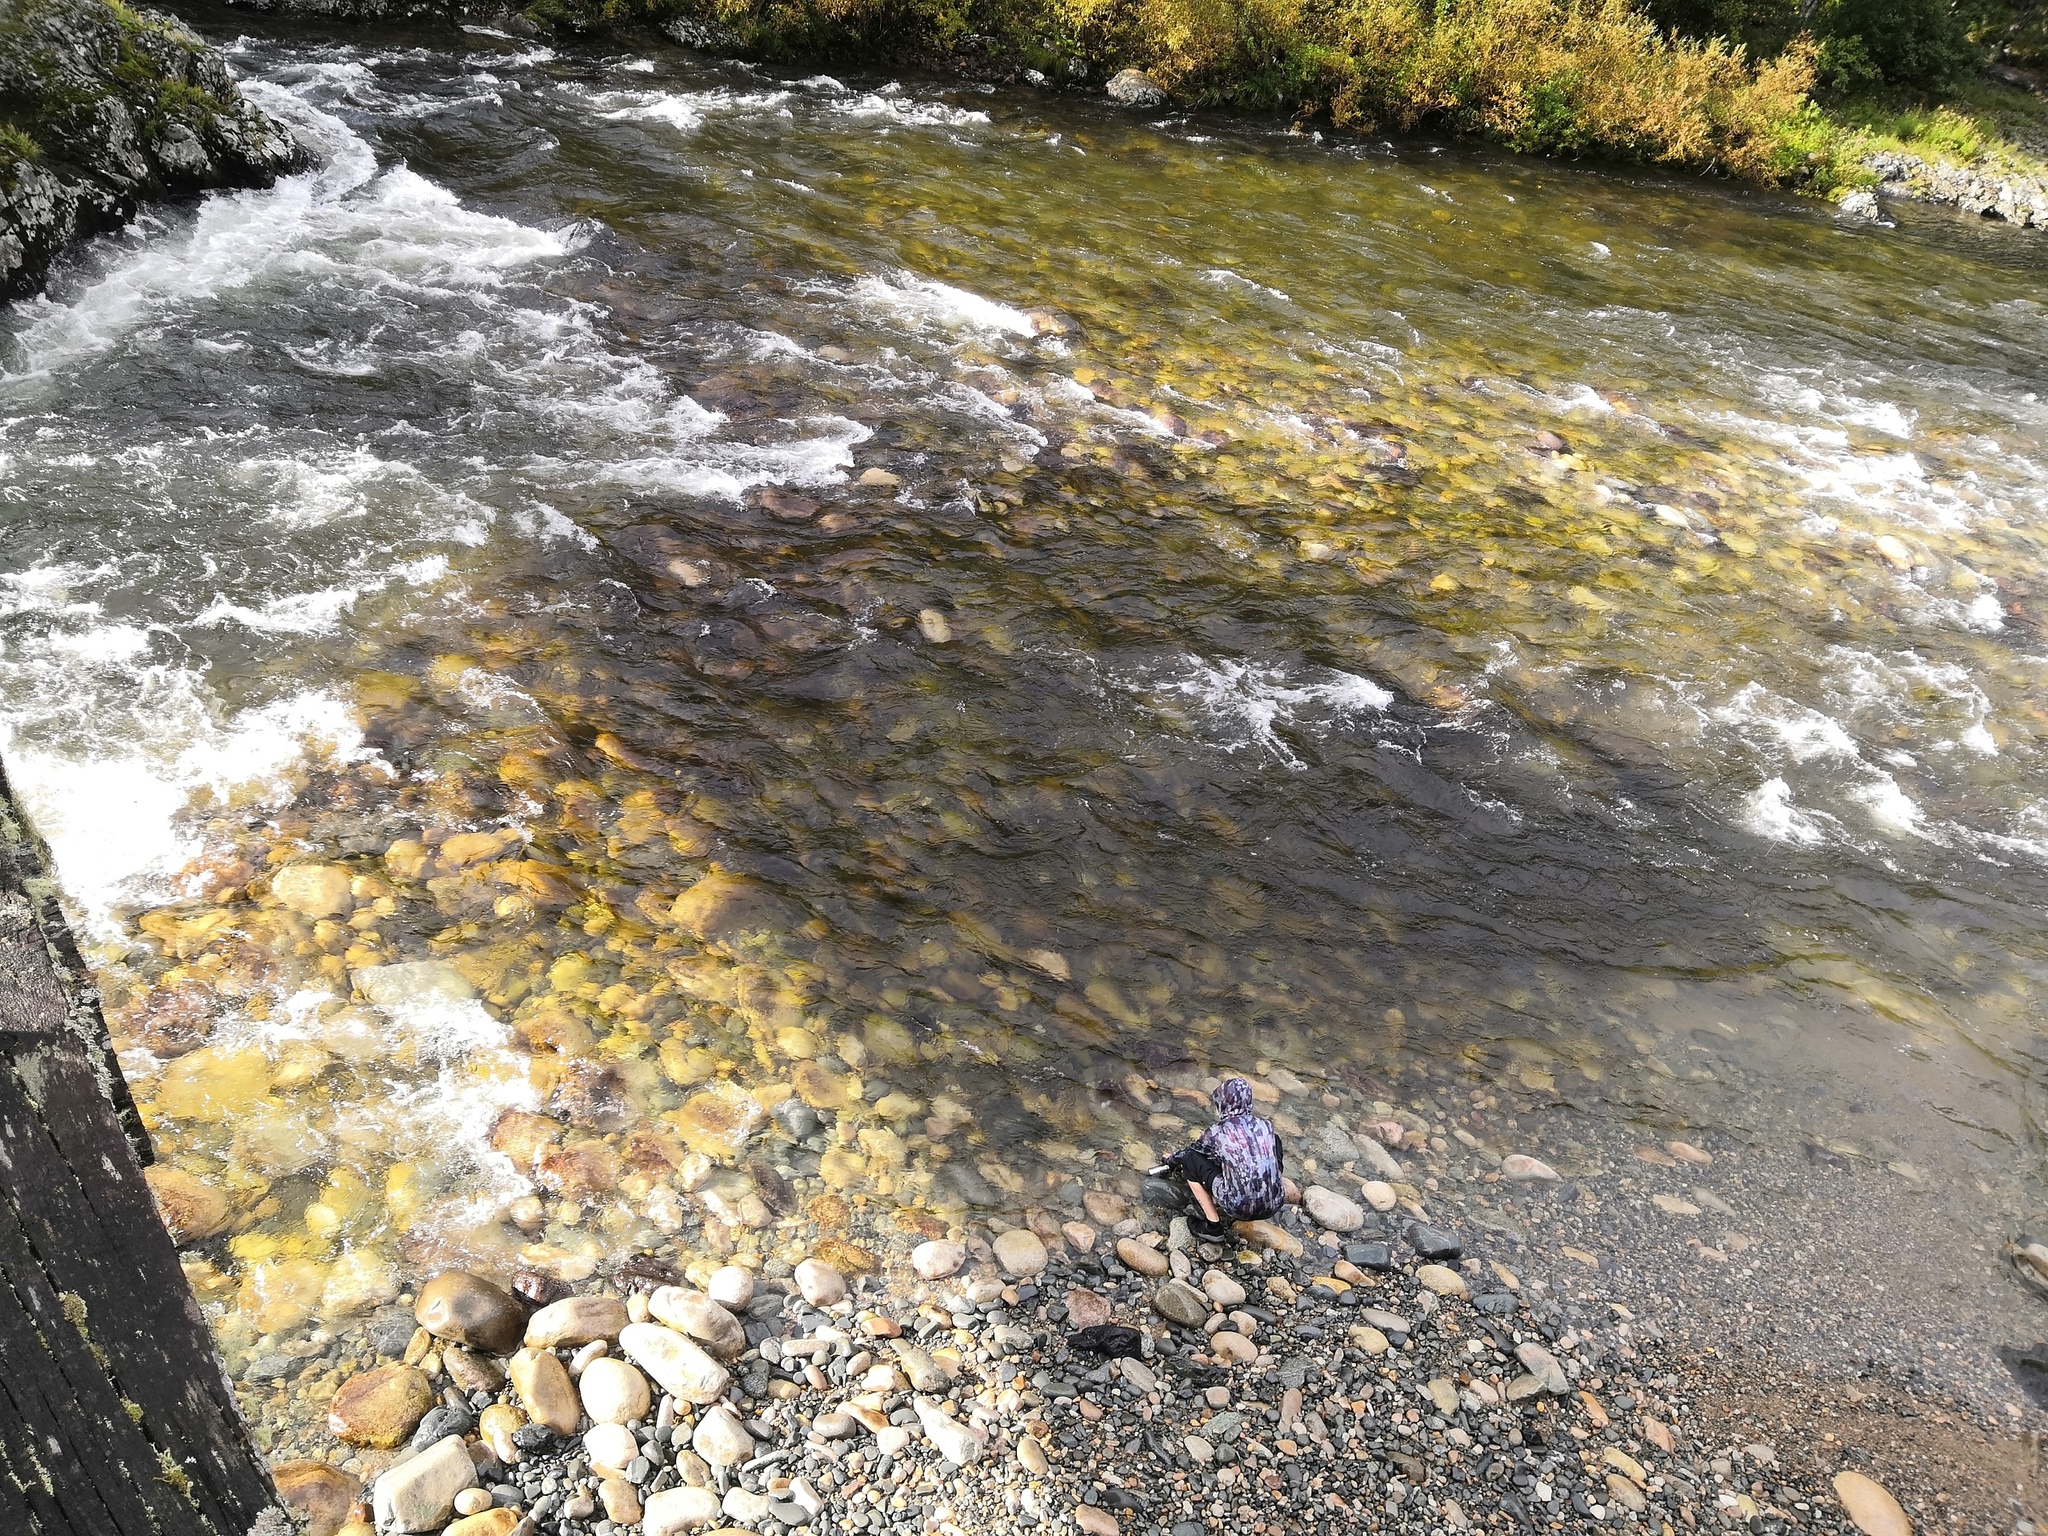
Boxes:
[1865,147,2048,229]
[0,0,305,297]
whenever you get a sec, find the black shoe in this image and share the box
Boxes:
[1189,1214,1234,1243]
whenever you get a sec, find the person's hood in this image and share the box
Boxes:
[1212,1077,1255,1117]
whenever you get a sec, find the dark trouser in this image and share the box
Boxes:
[1171,1147,1225,1206]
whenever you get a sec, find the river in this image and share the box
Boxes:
[2,6,2045,1454]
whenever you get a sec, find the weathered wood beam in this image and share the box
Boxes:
[0,759,285,1536]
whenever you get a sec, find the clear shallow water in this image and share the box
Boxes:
[4,7,2048,1439]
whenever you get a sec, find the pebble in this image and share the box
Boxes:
[912,1239,965,1279]
[1606,1473,1649,1513]
[642,1485,721,1536]
[650,1286,748,1361]
[600,1477,643,1525]
[1668,1140,1715,1165]
[1201,1269,1246,1307]
[1833,1471,1913,1536]
[1210,1331,1256,1363]
[579,1356,650,1425]
[524,1293,628,1349]
[619,1322,730,1405]
[1406,1222,1462,1260]
[509,1347,579,1436]
[1302,1186,1365,1232]
[1152,1279,1209,1327]
[1075,1505,1121,1536]
[1500,1153,1559,1182]
[894,1342,947,1392]
[445,1512,521,1536]
[1116,1238,1170,1277]
[1416,1263,1468,1296]
[415,1272,527,1355]
[706,1265,755,1310]
[795,1258,845,1306]
[327,1364,433,1449]
[915,1399,988,1465]
[1065,1288,1113,1328]
[371,1435,476,1534]
[1018,1435,1049,1474]
[585,1421,637,1472]
[1515,1341,1569,1394]
[994,1227,1050,1277]
[1360,1180,1398,1212]
[692,1403,756,1466]
[273,1461,360,1536]
[1063,1221,1097,1252]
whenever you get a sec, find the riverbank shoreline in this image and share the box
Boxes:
[252,1069,2042,1536]
[232,1048,2039,1536]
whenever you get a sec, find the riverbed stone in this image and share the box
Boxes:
[579,1355,651,1424]
[707,1264,754,1310]
[1361,1180,1397,1211]
[915,1398,987,1465]
[692,1403,756,1466]
[1407,1222,1462,1261]
[1516,1341,1569,1394]
[510,1346,580,1434]
[272,862,354,917]
[913,1239,965,1279]
[620,1321,730,1404]
[1303,1186,1365,1231]
[524,1293,627,1348]
[1500,1154,1559,1183]
[1066,1288,1112,1328]
[327,1364,433,1448]
[1117,1237,1170,1276]
[1833,1471,1911,1536]
[795,1258,845,1305]
[1417,1263,1468,1296]
[643,1485,722,1536]
[371,1434,477,1533]
[273,1460,360,1536]
[651,1286,748,1360]
[1202,1269,1246,1307]
[143,1164,232,1245]
[1152,1279,1209,1327]
[585,1420,638,1472]
[415,1271,526,1354]
[994,1227,1049,1277]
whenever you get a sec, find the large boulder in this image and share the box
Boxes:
[1105,69,1167,109]
[0,0,303,298]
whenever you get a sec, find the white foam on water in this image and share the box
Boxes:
[1853,773,1929,839]
[1712,683,1858,763]
[582,84,791,133]
[1739,777,1830,845]
[0,684,374,940]
[847,271,1037,337]
[827,88,990,129]
[1201,268,1291,303]
[1123,655,1394,768]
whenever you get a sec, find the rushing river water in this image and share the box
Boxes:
[4,5,2048,1445]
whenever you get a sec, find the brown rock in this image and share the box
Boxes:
[327,1364,433,1448]
[1065,1289,1112,1329]
[446,1512,523,1536]
[443,1345,505,1394]
[549,1063,633,1133]
[489,1109,564,1169]
[524,1294,629,1349]
[416,1272,527,1354]
[143,1164,232,1245]
[1075,1506,1120,1536]
[511,1347,581,1435]
[272,1461,361,1536]
[1833,1472,1912,1536]
[1115,1239,1169,1277]
[535,1140,620,1201]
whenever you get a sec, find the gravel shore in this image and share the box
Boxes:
[257,1064,2042,1536]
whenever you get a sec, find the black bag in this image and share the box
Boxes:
[1068,1324,1146,1359]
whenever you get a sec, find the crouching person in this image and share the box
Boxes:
[1161,1077,1285,1240]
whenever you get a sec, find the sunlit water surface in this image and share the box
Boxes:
[4,8,2047,1449]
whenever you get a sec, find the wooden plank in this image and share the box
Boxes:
[0,759,284,1536]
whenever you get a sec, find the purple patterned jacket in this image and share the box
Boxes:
[1188,1077,1286,1221]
